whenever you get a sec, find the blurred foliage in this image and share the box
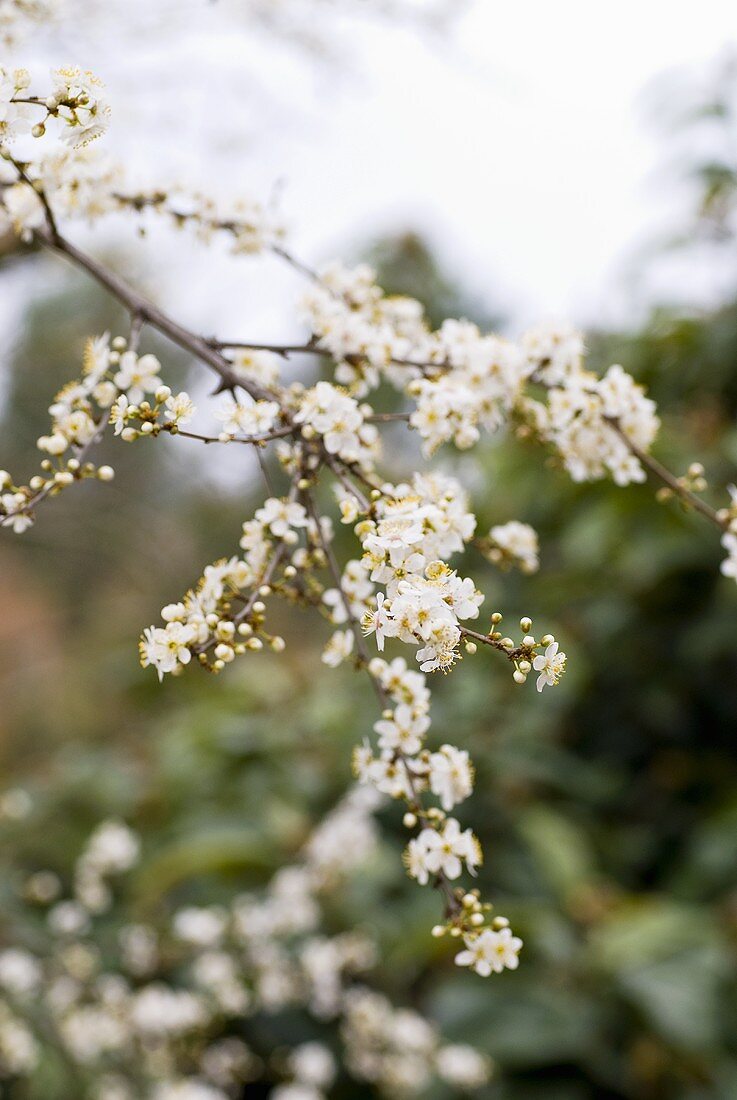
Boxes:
[3,114,737,1097]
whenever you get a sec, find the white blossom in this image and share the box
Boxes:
[455,927,523,977]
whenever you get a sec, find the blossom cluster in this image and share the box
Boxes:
[520,358,660,486]
[357,473,482,672]
[0,794,492,1098]
[0,332,197,533]
[0,67,281,251]
[482,519,540,574]
[293,379,379,464]
[113,186,285,256]
[139,493,314,679]
[298,264,660,485]
[0,62,108,154]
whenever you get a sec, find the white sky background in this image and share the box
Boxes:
[7,0,737,347]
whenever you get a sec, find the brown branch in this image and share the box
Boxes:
[168,424,296,447]
[33,226,277,404]
[604,417,727,530]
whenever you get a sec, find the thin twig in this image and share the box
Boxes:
[604,417,726,530]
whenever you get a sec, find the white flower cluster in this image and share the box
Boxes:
[405,817,481,883]
[0,68,283,252]
[0,796,491,1097]
[46,65,110,146]
[484,519,540,573]
[293,380,378,464]
[0,63,30,137]
[523,356,660,486]
[74,819,140,913]
[341,986,491,1095]
[407,327,528,455]
[299,265,660,484]
[358,472,479,672]
[140,495,312,679]
[350,654,523,967]
[216,394,280,438]
[0,63,108,155]
[114,186,285,255]
[0,333,193,533]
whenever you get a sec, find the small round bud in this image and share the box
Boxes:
[403,812,417,828]
[541,634,554,646]
[513,670,527,684]
[54,471,74,486]
[252,601,266,614]
[464,641,477,655]
[121,428,138,443]
[462,893,476,907]
[470,912,485,926]
[237,622,253,637]
[31,123,45,138]
[500,637,514,649]
[258,585,271,596]
[214,644,235,663]
[29,475,44,491]
[0,470,11,489]
[283,565,297,579]
[522,634,535,646]
[520,616,532,632]
[431,924,446,938]
[518,659,531,674]
[491,612,503,623]
[246,637,263,651]
[271,636,285,652]
[111,336,127,351]
[155,385,171,402]
[97,465,115,481]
